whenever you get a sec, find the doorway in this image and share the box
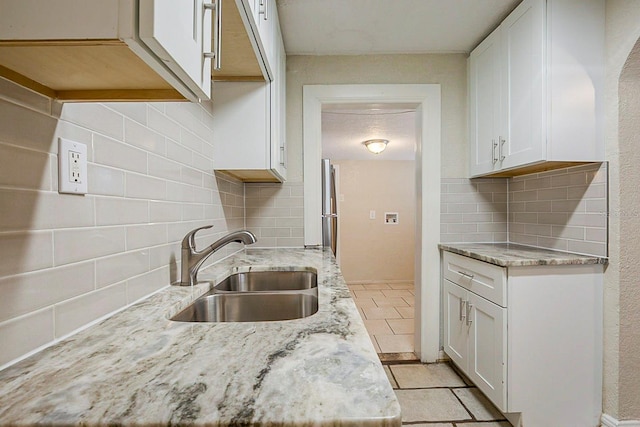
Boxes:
[302,84,441,362]
[322,105,418,355]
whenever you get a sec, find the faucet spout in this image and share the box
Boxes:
[179,228,257,286]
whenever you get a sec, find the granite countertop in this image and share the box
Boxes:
[438,242,608,267]
[0,248,401,426]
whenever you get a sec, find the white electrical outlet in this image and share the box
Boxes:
[58,138,88,195]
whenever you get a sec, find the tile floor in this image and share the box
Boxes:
[348,282,415,353]
[385,362,511,426]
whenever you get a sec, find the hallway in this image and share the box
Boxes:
[348,282,415,354]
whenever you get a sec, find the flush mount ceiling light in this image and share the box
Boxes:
[362,139,389,154]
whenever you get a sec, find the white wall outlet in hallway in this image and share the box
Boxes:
[58,138,88,195]
[369,210,376,220]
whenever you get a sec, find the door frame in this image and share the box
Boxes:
[302,84,441,362]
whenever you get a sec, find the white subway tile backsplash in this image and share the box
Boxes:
[0,308,54,366]
[96,250,149,288]
[54,226,125,266]
[125,173,166,200]
[126,267,169,303]
[124,118,166,156]
[126,224,168,251]
[0,231,53,276]
[0,144,52,190]
[149,201,182,223]
[54,282,128,337]
[62,103,124,141]
[147,106,181,142]
[93,134,147,174]
[509,163,607,257]
[95,198,149,226]
[0,261,95,322]
[88,164,125,197]
[148,154,182,182]
[0,77,246,365]
[0,100,58,154]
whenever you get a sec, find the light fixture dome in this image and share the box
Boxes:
[362,139,389,154]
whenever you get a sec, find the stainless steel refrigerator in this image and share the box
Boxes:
[321,159,337,256]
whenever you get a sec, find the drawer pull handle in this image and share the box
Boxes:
[466,303,473,326]
[457,270,475,280]
[459,299,466,321]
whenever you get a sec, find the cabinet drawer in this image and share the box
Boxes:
[443,251,507,306]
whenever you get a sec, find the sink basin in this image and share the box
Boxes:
[213,268,317,292]
[170,292,318,322]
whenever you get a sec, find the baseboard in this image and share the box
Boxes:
[601,414,640,427]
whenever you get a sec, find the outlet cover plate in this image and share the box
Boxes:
[58,137,88,195]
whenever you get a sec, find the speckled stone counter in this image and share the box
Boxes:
[438,242,608,267]
[0,248,401,426]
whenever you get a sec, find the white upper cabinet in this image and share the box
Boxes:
[0,0,214,102]
[468,0,605,177]
[138,0,212,101]
[212,0,286,182]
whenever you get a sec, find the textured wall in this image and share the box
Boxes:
[333,160,415,283]
[603,0,640,421]
[0,78,244,367]
[286,54,468,181]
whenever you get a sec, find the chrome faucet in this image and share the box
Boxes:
[179,226,257,286]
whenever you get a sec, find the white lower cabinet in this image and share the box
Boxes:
[444,278,507,410]
[442,251,603,427]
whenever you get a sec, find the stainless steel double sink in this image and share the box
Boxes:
[171,268,319,323]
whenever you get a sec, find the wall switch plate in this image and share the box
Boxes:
[58,138,88,195]
[369,210,376,220]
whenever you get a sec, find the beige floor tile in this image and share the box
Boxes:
[396,306,414,319]
[383,365,398,388]
[458,423,511,427]
[373,296,409,307]
[353,290,385,299]
[381,289,413,298]
[387,318,415,334]
[354,297,377,308]
[376,334,414,353]
[347,284,365,290]
[405,424,453,427]
[363,283,392,290]
[364,319,394,335]
[452,388,504,421]
[403,296,415,306]
[390,363,466,388]
[362,306,402,320]
[368,335,381,352]
[388,282,414,290]
[395,389,471,423]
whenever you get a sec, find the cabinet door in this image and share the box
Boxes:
[139,0,212,101]
[443,280,469,370]
[467,292,507,411]
[270,22,286,180]
[469,27,501,177]
[500,0,545,169]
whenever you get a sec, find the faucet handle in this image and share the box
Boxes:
[182,225,213,250]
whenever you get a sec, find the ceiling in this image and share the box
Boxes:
[278,0,522,160]
[322,105,416,161]
[276,0,521,55]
